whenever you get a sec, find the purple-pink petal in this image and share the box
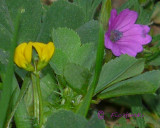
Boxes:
[122,24,152,45]
[118,40,143,57]
[105,33,113,49]
[142,25,150,33]
[121,47,137,57]
[113,9,138,32]
[117,40,143,53]
[108,9,117,31]
[111,44,121,56]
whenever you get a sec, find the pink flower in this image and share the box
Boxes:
[105,9,152,57]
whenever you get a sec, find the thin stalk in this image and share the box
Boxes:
[36,73,43,127]
[5,75,31,128]
[31,73,39,124]
[76,24,104,117]
[31,72,43,127]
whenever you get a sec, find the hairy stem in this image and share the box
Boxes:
[31,73,39,125]
[36,74,43,127]
[31,72,43,127]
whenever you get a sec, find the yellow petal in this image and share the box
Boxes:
[47,42,55,60]
[14,43,27,68]
[24,42,32,63]
[41,42,55,62]
[32,42,46,60]
[17,54,27,68]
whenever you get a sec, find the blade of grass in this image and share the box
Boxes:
[100,0,112,30]
[76,24,104,117]
[5,74,31,128]
[0,11,21,127]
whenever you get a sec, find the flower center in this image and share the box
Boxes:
[110,30,123,42]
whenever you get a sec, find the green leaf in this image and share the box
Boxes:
[14,98,32,128]
[52,28,81,58]
[136,8,152,24]
[109,96,137,108]
[73,0,103,22]
[64,63,91,94]
[50,28,96,75]
[0,49,9,65]
[72,43,96,70]
[0,11,20,127]
[87,111,106,128]
[152,34,160,44]
[98,70,160,99]
[50,49,69,75]
[0,0,42,50]
[95,55,144,94]
[45,110,106,128]
[24,82,33,117]
[37,0,86,42]
[118,0,135,12]
[143,94,160,116]
[15,66,27,80]
[45,110,88,128]
[40,66,60,121]
[0,23,12,50]
[149,56,160,66]
[10,76,32,128]
[40,69,57,100]
[76,20,99,45]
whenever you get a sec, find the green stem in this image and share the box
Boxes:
[31,73,39,125]
[36,74,43,127]
[5,75,31,128]
[76,24,104,117]
[31,73,43,127]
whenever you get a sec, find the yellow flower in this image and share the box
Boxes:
[14,42,34,71]
[14,42,55,71]
[32,42,55,71]
[32,42,55,62]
